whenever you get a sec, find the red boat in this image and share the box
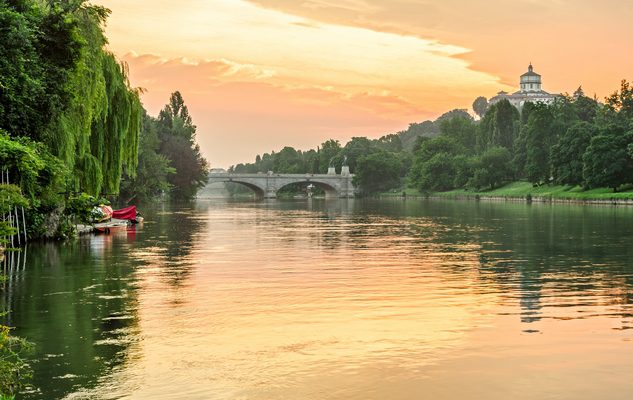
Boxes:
[112,206,142,223]
[93,206,143,234]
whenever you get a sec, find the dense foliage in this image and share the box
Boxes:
[120,92,208,202]
[0,1,142,196]
[408,82,633,194]
[1,2,209,242]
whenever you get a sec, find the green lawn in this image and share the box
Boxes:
[380,182,633,201]
[435,181,633,200]
[378,187,423,197]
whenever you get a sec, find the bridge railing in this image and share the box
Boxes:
[208,172,353,178]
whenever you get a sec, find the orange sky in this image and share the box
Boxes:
[98,0,633,168]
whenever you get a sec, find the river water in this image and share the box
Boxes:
[3,199,633,399]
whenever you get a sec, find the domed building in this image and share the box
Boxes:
[489,64,559,108]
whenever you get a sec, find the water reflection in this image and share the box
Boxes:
[3,199,633,399]
[2,238,140,399]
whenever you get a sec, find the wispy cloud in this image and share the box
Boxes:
[121,53,439,167]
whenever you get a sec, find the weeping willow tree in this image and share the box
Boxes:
[46,4,109,176]
[1,0,142,197]
[40,1,141,196]
[88,54,141,195]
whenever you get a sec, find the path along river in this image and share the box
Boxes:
[3,199,633,399]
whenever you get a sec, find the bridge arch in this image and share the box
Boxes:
[221,178,267,198]
[276,180,338,198]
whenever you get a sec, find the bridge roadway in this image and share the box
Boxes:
[207,171,356,199]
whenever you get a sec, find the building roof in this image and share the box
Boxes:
[521,63,541,77]
[512,89,551,96]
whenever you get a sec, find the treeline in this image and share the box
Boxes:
[411,83,633,193]
[232,83,633,196]
[229,109,471,195]
[0,1,208,240]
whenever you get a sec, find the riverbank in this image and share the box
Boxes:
[379,181,633,205]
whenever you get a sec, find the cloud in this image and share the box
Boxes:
[299,0,380,13]
[96,0,518,166]
[121,53,437,167]
[243,0,633,92]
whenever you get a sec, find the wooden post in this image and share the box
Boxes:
[14,207,20,246]
[21,207,27,243]
[1,168,4,247]
[1,169,28,246]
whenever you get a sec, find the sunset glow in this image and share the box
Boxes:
[99,0,633,167]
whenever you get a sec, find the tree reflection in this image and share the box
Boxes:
[337,199,633,328]
[1,237,141,399]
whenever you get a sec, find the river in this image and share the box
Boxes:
[3,199,633,399]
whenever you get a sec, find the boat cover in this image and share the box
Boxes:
[112,206,136,220]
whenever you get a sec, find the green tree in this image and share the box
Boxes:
[574,94,599,123]
[579,80,633,191]
[342,137,376,173]
[158,91,196,141]
[604,80,633,121]
[452,155,476,188]
[413,135,465,162]
[273,146,303,173]
[439,116,477,151]
[409,135,465,191]
[303,149,320,174]
[472,96,489,119]
[353,151,403,194]
[582,126,633,191]
[161,136,208,199]
[469,146,512,190]
[550,121,593,185]
[156,92,209,200]
[398,121,439,151]
[375,134,403,153]
[524,104,554,184]
[478,99,520,151]
[436,109,473,123]
[512,102,538,178]
[412,152,457,192]
[119,112,175,203]
[318,139,341,173]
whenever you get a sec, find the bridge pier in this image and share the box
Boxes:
[264,187,278,199]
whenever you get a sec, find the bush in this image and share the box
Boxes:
[0,324,33,397]
[66,193,110,224]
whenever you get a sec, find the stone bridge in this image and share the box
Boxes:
[207,168,356,199]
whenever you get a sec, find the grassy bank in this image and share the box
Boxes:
[380,182,633,201]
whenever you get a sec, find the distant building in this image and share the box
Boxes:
[489,64,559,109]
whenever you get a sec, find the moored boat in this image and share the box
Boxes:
[94,220,129,234]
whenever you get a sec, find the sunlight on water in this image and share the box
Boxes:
[4,199,633,399]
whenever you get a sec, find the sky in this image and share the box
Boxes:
[98,0,633,168]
